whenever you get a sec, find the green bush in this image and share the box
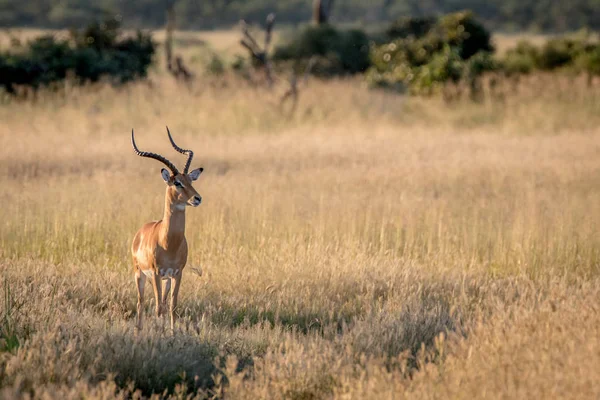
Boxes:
[368,11,493,94]
[339,29,371,73]
[463,51,499,101]
[367,45,467,95]
[536,37,587,70]
[0,18,155,94]
[370,36,443,74]
[497,37,598,76]
[435,11,494,60]
[369,12,600,98]
[501,53,535,76]
[273,25,370,76]
[500,40,538,75]
[204,54,226,76]
[464,51,499,77]
[575,45,600,82]
[412,46,464,94]
[386,16,437,40]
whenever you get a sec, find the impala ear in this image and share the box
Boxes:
[188,168,203,181]
[161,168,171,182]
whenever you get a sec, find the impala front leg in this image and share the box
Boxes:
[135,271,146,332]
[170,273,182,332]
[151,272,163,317]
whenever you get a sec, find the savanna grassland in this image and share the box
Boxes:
[1,30,600,399]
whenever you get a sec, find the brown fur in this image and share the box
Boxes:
[132,172,201,332]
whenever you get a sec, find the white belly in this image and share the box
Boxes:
[142,268,180,279]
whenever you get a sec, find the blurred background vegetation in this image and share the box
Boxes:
[1,0,599,32]
[1,2,600,399]
[1,1,599,101]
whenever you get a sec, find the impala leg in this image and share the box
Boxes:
[162,279,172,313]
[135,271,146,332]
[170,273,182,332]
[151,272,163,317]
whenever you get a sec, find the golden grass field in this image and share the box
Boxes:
[0,29,599,399]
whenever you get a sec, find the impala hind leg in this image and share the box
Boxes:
[151,272,163,317]
[161,278,172,313]
[135,271,146,332]
[170,273,182,332]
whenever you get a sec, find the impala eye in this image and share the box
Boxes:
[174,181,183,188]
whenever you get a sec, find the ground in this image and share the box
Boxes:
[0,30,599,399]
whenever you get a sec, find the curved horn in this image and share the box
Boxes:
[131,129,180,175]
[166,126,194,174]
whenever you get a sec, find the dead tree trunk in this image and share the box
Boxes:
[165,0,175,72]
[240,13,276,87]
[165,0,193,81]
[280,57,316,116]
[313,0,335,24]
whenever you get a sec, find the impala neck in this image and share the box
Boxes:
[159,187,186,248]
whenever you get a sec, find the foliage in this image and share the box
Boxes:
[536,37,591,70]
[386,16,437,40]
[371,11,600,98]
[500,40,539,76]
[382,11,494,61]
[575,46,600,79]
[464,50,499,77]
[435,11,494,60]
[0,17,154,94]
[412,46,464,94]
[204,54,226,76]
[1,0,600,33]
[368,11,494,95]
[499,36,600,78]
[273,25,370,76]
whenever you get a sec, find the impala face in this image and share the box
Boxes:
[162,168,203,208]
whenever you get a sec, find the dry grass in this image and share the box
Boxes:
[492,33,550,55]
[1,30,600,399]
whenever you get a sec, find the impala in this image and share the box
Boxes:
[131,127,203,332]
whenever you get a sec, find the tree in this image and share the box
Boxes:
[312,0,335,24]
[165,0,193,80]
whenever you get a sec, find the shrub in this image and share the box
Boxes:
[463,51,499,101]
[368,11,493,94]
[386,16,437,40]
[370,36,443,76]
[463,51,499,80]
[370,13,600,98]
[575,45,600,83]
[70,18,121,51]
[498,37,598,76]
[205,54,226,76]
[273,25,370,76]
[338,29,371,73]
[501,53,535,76]
[0,17,155,94]
[500,40,539,76]
[536,37,586,70]
[412,46,464,94]
[435,10,494,60]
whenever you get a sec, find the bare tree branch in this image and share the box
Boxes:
[264,13,275,53]
[279,56,316,116]
[239,14,276,87]
[165,0,193,81]
[165,0,175,72]
[241,21,261,53]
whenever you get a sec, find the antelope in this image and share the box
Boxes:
[130,127,203,332]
